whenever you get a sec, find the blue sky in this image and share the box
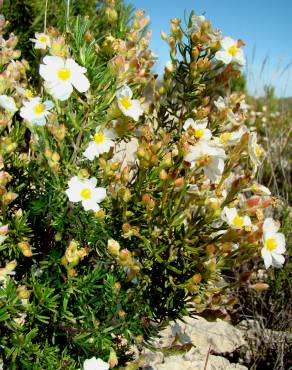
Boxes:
[127,0,292,97]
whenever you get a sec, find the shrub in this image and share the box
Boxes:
[0,2,289,369]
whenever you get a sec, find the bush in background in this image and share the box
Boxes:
[0,1,290,369]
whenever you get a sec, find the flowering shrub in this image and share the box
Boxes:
[0,2,289,369]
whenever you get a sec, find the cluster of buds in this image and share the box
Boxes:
[107,239,140,282]
[61,240,89,276]
[18,241,33,257]
[47,123,66,142]
[0,15,21,65]
[16,284,31,305]
[44,148,60,172]
[105,10,155,85]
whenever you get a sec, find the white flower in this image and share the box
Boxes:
[219,126,247,145]
[184,141,226,182]
[66,176,106,212]
[214,96,227,111]
[183,118,212,141]
[0,95,17,113]
[215,37,245,66]
[116,85,143,121]
[31,33,51,50]
[248,132,264,169]
[84,128,116,160]
[261,218,286,269]
[20,97,54,125]
[222,207,251,229]
[39,56,90,101]
[83,357,109,370]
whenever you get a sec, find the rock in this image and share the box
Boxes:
[140,315,248,370]
[113,138,138,168]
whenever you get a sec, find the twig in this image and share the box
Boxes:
[203,345,212,370]
[44,0,49,32]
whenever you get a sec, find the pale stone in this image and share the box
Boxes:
[140,315,248,370]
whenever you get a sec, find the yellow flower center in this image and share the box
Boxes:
[120,96,132,110]
[194,128,204,139]
[26,89,33,98]
[228,45,239,57]
[94,131,105,144]
[220,132,232,143]
[33,103,45,115]
[233,215,244,227]
[57,68,71,81]
[40,35,49,43]
[255,144,263,157]
[80,188,92,200]
[265,238,277,251]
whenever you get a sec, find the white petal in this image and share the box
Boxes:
[263,218,279,235]
[261,248,272,269]
[82,199,100,212]
[92,187,107,203]
[19,107,33,121]
[116,85,133,100]
[34,42,47,50]
[183,118,195,130]
[33,116,46,126]
[83,357,109,370]
[118,99,143,121]
[43,56,64,69]
[222,207,237,223]
[70,72,90,93]
[233,49,246,66]
[84,143,98,160]
[43,100,54,110]
[215,50,232,65]
[194,118,208,128]
[40,64,58,82]
[68,176,83,188]
[274,233,286,254]
[243,216,251,226]
[66,188,82,202]
[87,177,97,188]
[66,58,87,75]
[202,129,212,141]
[46,81,73,101]
[271,253,285,268]
[221,37,236,50]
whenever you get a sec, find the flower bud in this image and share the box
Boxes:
[119,249,131,261]
[107,239,120,257]
[174,177,184,187]
[142,194,151,204]
[192,273,202,284]
[3,191,17,205]
[108,348,118,368]
[17,285,30,299]
[159,169,168,180]
[250,283,269,291]
[118,310,126,318]
[160,31,168,41]
[78,169,90,179]
[105,7,118,23]
[0,224,8,235]
[18,241,32,257]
